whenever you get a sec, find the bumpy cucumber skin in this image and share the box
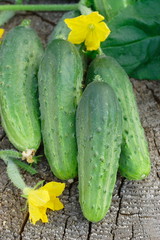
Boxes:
[86,55,151,180]
[0,26,43,151]
[76,81,122,222]
[38,39,83,180]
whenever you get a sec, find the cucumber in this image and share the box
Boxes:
[38,39,83,180]
[86,55,151,180]
[0,25,43,153]
[76,81,122,222]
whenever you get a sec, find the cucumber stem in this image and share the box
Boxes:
[98,47,104,56]
[0,150,22,163]
[6,158,27,190]
[20,19,31,27]
[0,151,27,190]
[79,0,92,7]
[79,5,92,15]
[0,4,79,12]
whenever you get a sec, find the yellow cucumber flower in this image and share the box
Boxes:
[64,12,111,51]
[0,28,4,39]
[24,181,65,224]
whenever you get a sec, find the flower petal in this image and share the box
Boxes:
[28,189,50,207]
[41,182,66,197]
[0,29,4,38]
[54,198,64,210]
[44,197,64,211]
[64,15,87,30]
[29,204,48,225]
[96,22,111,41]
[85,30,100,51]
[85,12,104,24]
[68,29,87,44]
[40,207,49,223]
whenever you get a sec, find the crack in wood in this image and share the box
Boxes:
[33,12,56,26]
[120,212,138,217]
[145,84,160,108]
[116,178,125,224]
[0,132,6,142]
[110,178,125,240]
[68,180,74,198]
[152,129,160,179]
[62,216,70,240]
[132,80,141,94]
[129,224,134,240]
[87,222,92,240]
[115,195,123,226]
[19,212,29,240]
[110,228,115,240]
[117,177,125,198]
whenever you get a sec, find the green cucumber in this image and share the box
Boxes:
[0,24,43,153]
[76,81,122,222]
[86,55,151,180]
[38,39,83,180]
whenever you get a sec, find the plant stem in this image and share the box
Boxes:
[0,150,26,190]
[0,150,22,163]
[98,47,104,56]
[7,158,27,190]
[15,0,23,4]
[79,0,92,7]
[79,5,92,15]
[0,4,79,12]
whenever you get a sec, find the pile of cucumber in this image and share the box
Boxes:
[0,12,151,222]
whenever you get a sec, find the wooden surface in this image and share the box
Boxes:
[0,1,160,239]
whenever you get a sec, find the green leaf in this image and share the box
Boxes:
[101,0,160,80]
[33,180,45,190]
[132,56,160,80]
[12,158,38,175]
[32,155,43,164]
[0,11,15,26]
[21,194,28,199]
[92,0,136,21]
[0,150,22,164]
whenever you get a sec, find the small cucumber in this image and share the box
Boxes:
[76,81,122,222]
[86,55,151,180]
[0,24,43,153]
[38,39,83,180]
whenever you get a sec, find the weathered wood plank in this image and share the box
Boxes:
[0,2,160,239]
